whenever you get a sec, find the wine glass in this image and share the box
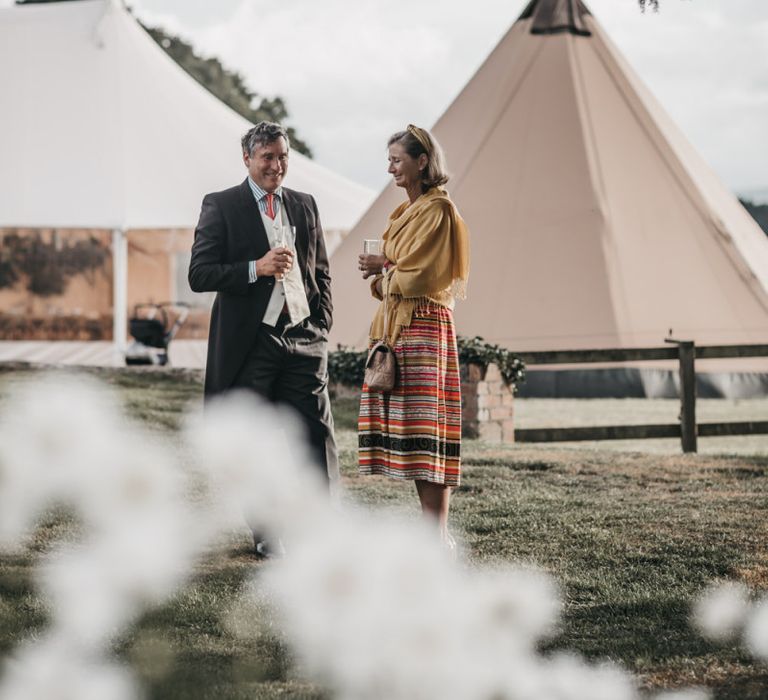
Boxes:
[275,225,295,280]
[363,239,380,255]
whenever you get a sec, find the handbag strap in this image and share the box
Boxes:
[381,267,393,343]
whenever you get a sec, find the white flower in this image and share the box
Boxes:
[653,689,712,700]
[744,596,768,660]
[535,653,639,700]
[0,639,137,700]
[0,373,735,700]
[185,391,327,536]
[464,564,562,648]
[0,375,206,698]
[692,581,750,641]
[0,376,124,546]
[262,511,465,699]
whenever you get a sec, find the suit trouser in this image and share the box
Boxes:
[231,317,339,485]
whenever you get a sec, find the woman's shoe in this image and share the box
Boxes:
[443,531,458,562]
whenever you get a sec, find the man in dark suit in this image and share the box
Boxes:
[189,121,339,555]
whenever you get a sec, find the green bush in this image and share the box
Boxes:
[457,335,526,388]
[328,346,368,387]
[328,337,526,390]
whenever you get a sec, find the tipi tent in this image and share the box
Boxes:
[0,0,372,348]
[329,0,768,395]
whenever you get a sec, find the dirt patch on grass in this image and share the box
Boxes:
[734,563,768,589]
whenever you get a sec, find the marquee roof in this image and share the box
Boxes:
[0,0,373,231]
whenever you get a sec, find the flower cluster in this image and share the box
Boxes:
[693,581,768,659]
[0,376,202,700]
[0,375,753,699]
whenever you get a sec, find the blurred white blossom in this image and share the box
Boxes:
[259,502,642,700]
[185,390,328,539]
[0,377,124,546]
[2,374,753,700]
[0,639,137,700]
[534,653,638,700]
[0,376,203,698]
[692,580,768,666]
[653,689,712,700]
[692,581,750,641]
[744,596,768,660]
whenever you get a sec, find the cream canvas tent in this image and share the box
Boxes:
[0,0,372,354]
[329,0,768,397]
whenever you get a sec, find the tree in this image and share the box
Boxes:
[14,0,313,156]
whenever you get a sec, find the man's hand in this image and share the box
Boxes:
[256,247,294,278]
[358,253,389,279]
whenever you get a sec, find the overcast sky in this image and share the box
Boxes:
[7,0,766,198]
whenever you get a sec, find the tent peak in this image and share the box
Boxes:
[517,0,592,37]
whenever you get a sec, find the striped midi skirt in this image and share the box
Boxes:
[358,304,461,487]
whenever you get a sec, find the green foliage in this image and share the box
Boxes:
[331,396,361,431]
[328,346,367,387]
[0,231,109,297]
[328,337,526,390]
[740,198,768,237]
[457,335,526,388]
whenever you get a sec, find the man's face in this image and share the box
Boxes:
[244,136,289,192]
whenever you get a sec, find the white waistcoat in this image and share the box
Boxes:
[261,204,311,327]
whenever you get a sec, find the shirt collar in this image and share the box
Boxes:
[248,176,283,202]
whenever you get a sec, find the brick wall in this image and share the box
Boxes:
[461,362,515,442]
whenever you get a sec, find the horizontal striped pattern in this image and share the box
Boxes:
[359,304,461,486]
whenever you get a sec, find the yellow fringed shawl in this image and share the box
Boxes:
[369,187,470,344]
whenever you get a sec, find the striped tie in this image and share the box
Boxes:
[265,193,275,219]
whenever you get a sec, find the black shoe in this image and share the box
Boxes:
[254,539,286,560]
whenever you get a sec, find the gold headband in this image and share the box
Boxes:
[406,124,430,153]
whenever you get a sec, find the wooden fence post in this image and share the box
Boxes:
[677,341,697,453]
[513,342,768,449]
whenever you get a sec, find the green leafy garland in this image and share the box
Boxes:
[456,336,526,387]
[329,336,526,390]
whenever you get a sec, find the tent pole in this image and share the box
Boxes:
[112,228,128,359]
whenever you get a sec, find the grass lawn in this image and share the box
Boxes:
[0,366,767,698]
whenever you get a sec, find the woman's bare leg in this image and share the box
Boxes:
[415,480,452,542]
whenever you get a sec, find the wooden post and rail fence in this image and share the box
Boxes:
[512,341,768,453]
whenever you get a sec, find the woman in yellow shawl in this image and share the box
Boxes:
[358,125,470,550]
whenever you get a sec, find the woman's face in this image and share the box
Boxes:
[387,142,423,190]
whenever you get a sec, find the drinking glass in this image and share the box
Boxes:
[276,225,296,251]
[363,239,381,255]
[275,226,295,280]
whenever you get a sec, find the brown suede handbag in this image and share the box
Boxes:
[364,270,398,392]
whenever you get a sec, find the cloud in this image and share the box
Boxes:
[588,0,768,191]
[132,0,523,188]
[128,0,767,193]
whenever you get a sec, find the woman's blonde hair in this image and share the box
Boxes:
[388,124,449,191]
